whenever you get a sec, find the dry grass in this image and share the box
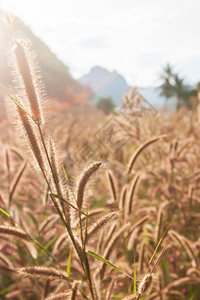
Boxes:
[0,31,200,300]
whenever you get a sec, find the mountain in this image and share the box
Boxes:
[79,66,129,105]
[79,66,171,110]
[0,10,86,118]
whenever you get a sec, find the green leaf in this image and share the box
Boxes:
[149,220,173,265]
[33,238,60,267]
[0,82,32,119]
[39,236,57,257]
[87,250,133,280]
[133,249,137,294]
[62,165,68,181]
[67,248,72,277]
[143,227,149,244]
[0,286,10,296]
[51,193,98,225]
[84,209,89,248]
[0,208,10,218]
[143,292,159,299]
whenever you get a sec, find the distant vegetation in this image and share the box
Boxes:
[159,63,198,109]
[79,66,129,105]
[96,97,115,114]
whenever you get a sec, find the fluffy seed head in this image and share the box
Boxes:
[11,38,45,124]
[122,295,137,300]
[0,225,33,241]
[0,252,14,270]
[138,273,154,294]
[76,161,102,209]
[125,172,141,216]
[49,140,62,194]
[17,266,70,282]
[21,117,45,172]
[14,42,40,121]
[127,136,167,174]
[106,170,117,202]
[87,211,119,241]
[119,184,127,212]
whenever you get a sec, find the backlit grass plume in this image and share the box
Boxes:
[1,21,200,299]
[76,161,102,209]
[106,170,117,202]
[86,211,119,242]
[10,38,45,124]
[17,104,45,172]
[5,38,47,175]
[0,225,33,241]
[17,266,71,282]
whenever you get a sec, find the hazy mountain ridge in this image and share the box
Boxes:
[79,66,168,109]
[0,11,172,117]
[79,66,129,105]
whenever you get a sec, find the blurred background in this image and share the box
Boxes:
[0,0,200,117]
[1,4,200,299]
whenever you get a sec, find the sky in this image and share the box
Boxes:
[0,0,200,87]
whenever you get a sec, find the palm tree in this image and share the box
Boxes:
[159,63,191,110]
[159,63,175,99]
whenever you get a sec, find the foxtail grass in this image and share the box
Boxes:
[17,266,71,282]
[0,225,33,241]
[106,170,117,202]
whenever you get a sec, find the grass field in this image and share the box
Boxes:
[0,35,200,300]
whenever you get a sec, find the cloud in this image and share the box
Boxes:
[79,36,107,48]
[1,0,200,86]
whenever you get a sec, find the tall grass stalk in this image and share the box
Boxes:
[7,37,96,300]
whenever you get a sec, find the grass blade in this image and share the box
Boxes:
[149,219,173,265]
[87,250,133,280]
[133,249,137,294]
[51,193,100,226]
[39,236,57,257]
[9,160,27,206]
[62,165,68,181]
[0,208,10,218]
[0,82,32,119]
[67,248,72,277]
